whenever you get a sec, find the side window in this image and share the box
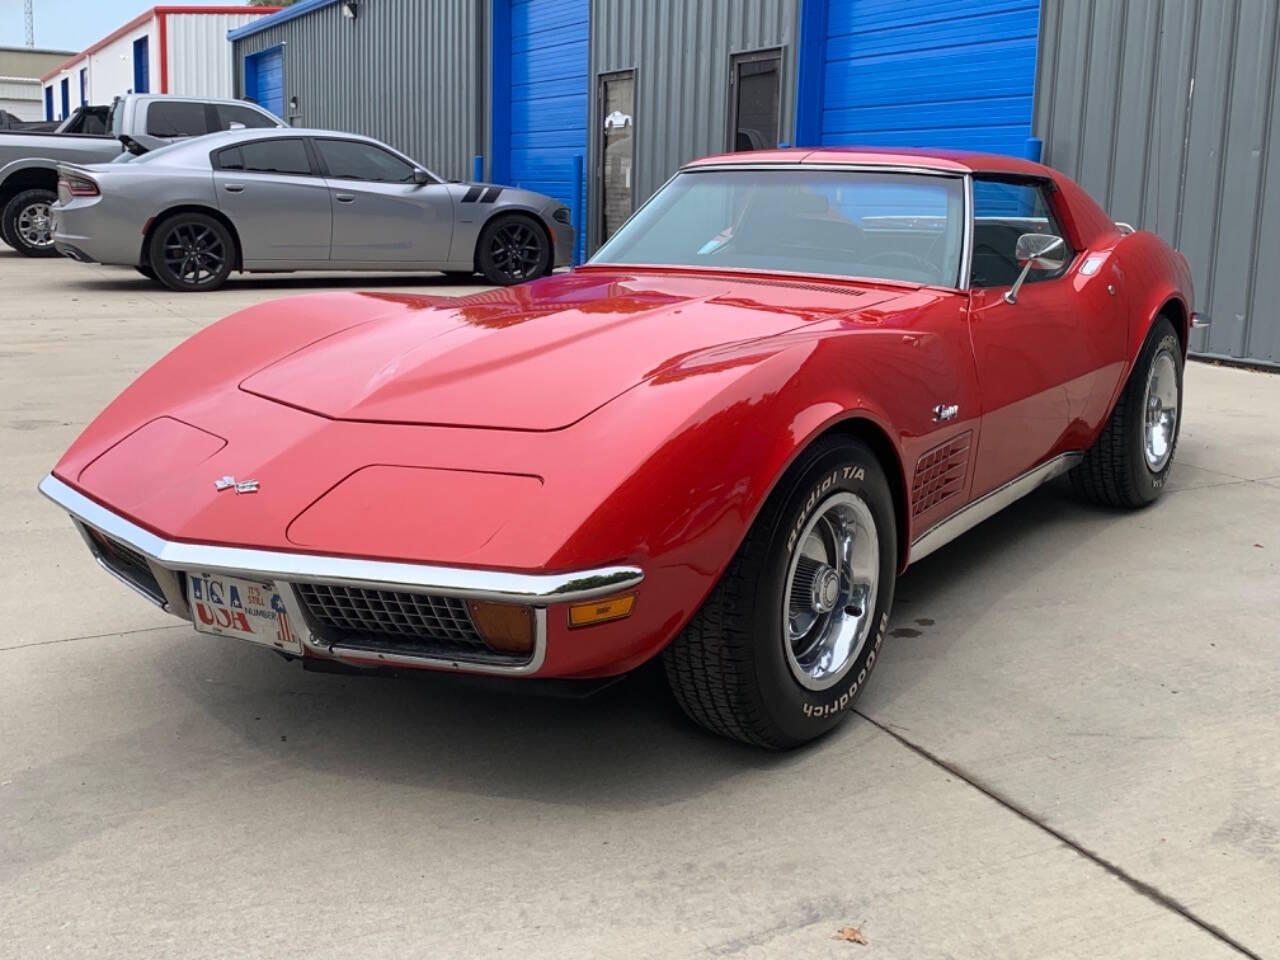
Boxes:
[145,101,210,138]
[970,179,1072,288]
[314,138,417,183]
[80,110,108,135]
[215,139,312,176]
[215,146,244,170]
[214,104,278,130]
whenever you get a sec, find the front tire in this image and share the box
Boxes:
[476,214,550,286]
[148,212,236,292]
[1071,316,1183,508]
[3,189,59,257]
[663,436,898,748]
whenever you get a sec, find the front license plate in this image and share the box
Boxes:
[188,573,303,655]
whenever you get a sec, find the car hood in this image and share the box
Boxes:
[239,270,900,431]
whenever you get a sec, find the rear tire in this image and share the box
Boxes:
[476,213,550,286]
[1071,316,1182,508]
[3,188,59,258]
[663,436,898,748]
[147,212,236,292]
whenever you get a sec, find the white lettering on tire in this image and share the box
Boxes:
[802,611,888,718]
[786,465,867,554]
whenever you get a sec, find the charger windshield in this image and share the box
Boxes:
[591,168,966,287]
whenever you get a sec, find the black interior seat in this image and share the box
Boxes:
[970,221,1025,287]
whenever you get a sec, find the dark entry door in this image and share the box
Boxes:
[729,50,781,151]
[598,70,634,243]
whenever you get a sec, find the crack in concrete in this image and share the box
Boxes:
[856,710,1264,960]
[0,624,174,654]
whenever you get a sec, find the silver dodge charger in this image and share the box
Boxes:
[52,128,576,291]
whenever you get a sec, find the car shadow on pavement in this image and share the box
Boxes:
[155,640,792,811]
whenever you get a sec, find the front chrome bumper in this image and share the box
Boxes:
[39,473,644,676]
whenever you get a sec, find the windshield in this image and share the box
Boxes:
[591,168,966,287]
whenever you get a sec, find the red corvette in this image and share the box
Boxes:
[41,148,1198,747]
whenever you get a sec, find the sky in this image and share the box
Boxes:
[0,0,265,51]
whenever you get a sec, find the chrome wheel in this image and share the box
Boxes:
[488,221,542,281]
[16,202,54,248]
[782,492,880,691]
[1143,345,1179,472]
[161,222,227,286]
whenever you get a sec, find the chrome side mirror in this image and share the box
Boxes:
[1004,233,1067,304]
[412,169,431,185]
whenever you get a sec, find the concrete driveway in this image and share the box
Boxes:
[2,253,1277,960]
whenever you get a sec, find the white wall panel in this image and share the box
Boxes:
[166,13,265,98]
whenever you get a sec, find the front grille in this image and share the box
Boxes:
[90,531,165,603]
[295,583,499,658]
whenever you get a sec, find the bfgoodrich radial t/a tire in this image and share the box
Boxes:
[663,436,898,748]
[1071,316,1183,508]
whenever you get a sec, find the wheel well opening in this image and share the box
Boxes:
[1158,298,1188,356]
[143,206,243,271]
[819,417,910,571]
[475,210,552,272]
[0,168,58,210]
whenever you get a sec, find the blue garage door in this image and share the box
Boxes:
[493,0,589,262]
[797,0,1040,155]
[245,47,285,119]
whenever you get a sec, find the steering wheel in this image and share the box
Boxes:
[863,249,938,275]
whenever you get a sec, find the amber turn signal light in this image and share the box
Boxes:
[568,593,637,629]
[466,601,534,654]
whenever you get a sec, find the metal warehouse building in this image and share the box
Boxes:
[42,5,282,116]
[1,47,73,121]
[231,0,1280,367]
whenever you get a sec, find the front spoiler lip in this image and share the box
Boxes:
[39,473,643,604]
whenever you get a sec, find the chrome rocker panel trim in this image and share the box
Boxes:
[40,474,645,677]
[907,452,1083,565]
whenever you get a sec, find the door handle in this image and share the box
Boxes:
[223,184,244,193]
[335,194,355,203]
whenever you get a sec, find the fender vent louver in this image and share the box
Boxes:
[911,431,973,517]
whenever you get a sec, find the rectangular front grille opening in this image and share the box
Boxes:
[294,583,519,662]
[86,529,166,604]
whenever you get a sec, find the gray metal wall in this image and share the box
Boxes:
[233,0,485,182]
[588,0,802,249]
[1036,0,1280,367]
